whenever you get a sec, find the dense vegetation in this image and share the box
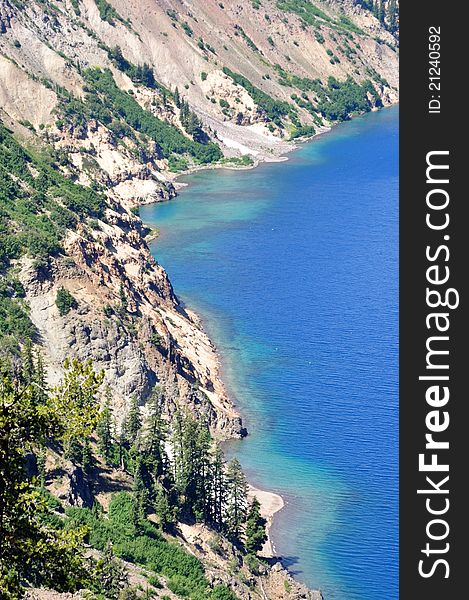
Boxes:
[356,0,399,33]
[0,353,254,598]
[317,76,381,121]
[0,122,105,267]
[67,494,215,600]
[277,0,364,34]
[94,0,131,28]
[0,358,102,596]
[105,46,159,90]
[222,67,296,126]
[94,388,262,549]
[0,333,264,597]
[60,68,222,164]
[0,121,108,356]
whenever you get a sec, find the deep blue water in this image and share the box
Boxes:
[140,106,399,600]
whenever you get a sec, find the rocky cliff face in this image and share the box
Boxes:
[0,0,397,439]
[18,206,244,438]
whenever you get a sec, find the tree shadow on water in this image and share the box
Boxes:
[279,555,302,576]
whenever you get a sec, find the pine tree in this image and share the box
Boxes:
[97,388,114,464]
[143,387,167,478]
[82,440,93,475]
[32,350,47,405]
[174,87,181,108]
[118,419,129,470]
[21,339,35,385]
[97,542,129,599]
[133,456,152,518]
[388,0,398,32]
[211,444,226,529]
[378,0,385,23]
[245,497,267,555]
[125,396,142,447]
[37,449,46,488]
[194,420,212,522]
[154,485,176,531]
[225,458,248,542]
[171,411,212,521]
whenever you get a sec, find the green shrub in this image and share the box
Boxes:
[146,575,162,588]
[181,22,193,37]
[211,585,239,600]
[56,287,78,316]
[95,0,130,28]
[290,125,315,140]
[234,25,259,52]
[70,0,81,15]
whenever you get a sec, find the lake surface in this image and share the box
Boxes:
[140,106,399,600]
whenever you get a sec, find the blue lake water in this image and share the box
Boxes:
[140,106,399,600]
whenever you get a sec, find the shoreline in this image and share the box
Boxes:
[248,485,285,558]
[168,127,329,189]
[140,102,399,584]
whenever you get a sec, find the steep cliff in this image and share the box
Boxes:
[0,0,398,437]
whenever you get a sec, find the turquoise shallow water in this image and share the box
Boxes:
[140,106,399,600]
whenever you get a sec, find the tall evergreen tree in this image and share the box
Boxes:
[194,420,212,522]
[21,338,35,385]
[388,0,398,32]
[225,458,248,542]
[154,484,176,531]
[125,396,142,447]
[210,443,226,529]
[172,411,212,521]
[245,497,267,555]
[143,387,167,478]
[174,87,181,108]
[97,388,114,464]
[32,350,48,405]
[133,456,152,521]
[96,541,129,599]
[81,440,93,475]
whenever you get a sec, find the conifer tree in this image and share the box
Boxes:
[32,350,48,405]
[174,87,181,108]
[118,418,129,470]
[97,388,114,464]
[194,420,212,522]
[388,0,398,32]
[171,411,212,520]
[125,396,142,447]
[211,444,226,529]
[97,541,129,599]
[154,485,176,531]
[21,338,35,385]
[143,387,167,478]
[245,497,267,555]
[225,458,248,542]
[81,440,93,474]
[133,456,152,518]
